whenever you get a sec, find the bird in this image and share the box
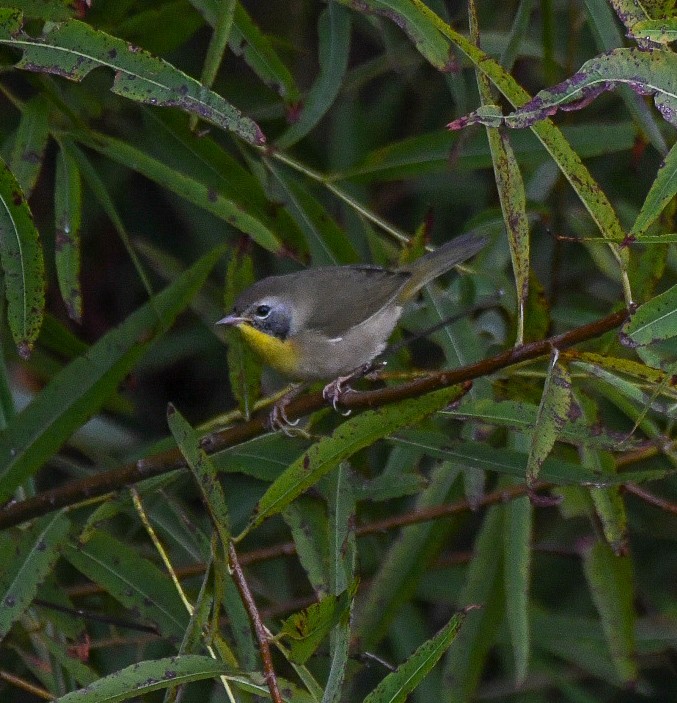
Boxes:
[217,232,487,423]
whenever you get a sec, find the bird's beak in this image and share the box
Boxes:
[215,314,246,327]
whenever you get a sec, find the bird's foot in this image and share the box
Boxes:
[267,385,306,436]
[322,361,384,415]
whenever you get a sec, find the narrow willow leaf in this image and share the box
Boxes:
[581,540,637,683]
[280,587,355,664]
[445,398,644,450]
[0,247,224,502]
[322,464,356,703]
[283,498,330,594]
[363,610,467,703]
[53,655,231,703]
[276,4,351,148]
[394,432,675,485]
[229,2,301,103]
[54,145,83,322]
[356,461,462,649]
[265,160,359,265]
[64,530,189,640]
[224,250,260,419]
[166,404,231,545]
[488,127,530,344]
[526,351,572,487]
[503,491,531,685]
[0,155,45,357]
[9,95,49,198]
[444,506,504,702]
[629,17,677,45]
[197,0,236,97]
[240,385,467,536]
[632,140,677,237]
[449,48,677,130]
[75,131,281,252]
[342,123,636,182]
[338,0,456,73]
[621,284,677,346]
[0,8,264,145]
[0,511,70,642]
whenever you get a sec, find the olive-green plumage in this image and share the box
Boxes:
[217,232,487,381]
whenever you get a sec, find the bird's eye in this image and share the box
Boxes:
[255,304,271,318]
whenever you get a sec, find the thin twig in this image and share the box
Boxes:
[0,309,629,530]
[0,670,53,701]
[624,483,677,515]
[227,541,283,703]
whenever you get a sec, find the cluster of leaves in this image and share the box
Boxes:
[0,1,676,702]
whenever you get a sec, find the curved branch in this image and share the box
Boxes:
[0,308,628,530]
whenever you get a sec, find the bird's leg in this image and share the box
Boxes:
[268,383,305,435]
[322,360,387,414]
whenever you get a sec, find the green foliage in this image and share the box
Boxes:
[0,1,675,702]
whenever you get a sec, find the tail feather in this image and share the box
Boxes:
[398,232,488,301]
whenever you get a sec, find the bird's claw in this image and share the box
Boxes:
[322,376,353,416]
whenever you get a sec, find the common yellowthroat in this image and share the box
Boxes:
[217,232,487,389]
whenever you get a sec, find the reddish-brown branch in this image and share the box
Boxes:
[624,483,677,515]
[227,541,283,703]
[0,309,628,531]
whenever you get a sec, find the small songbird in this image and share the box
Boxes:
[217,232,487,415]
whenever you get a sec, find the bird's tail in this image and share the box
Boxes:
[398,232,488,301]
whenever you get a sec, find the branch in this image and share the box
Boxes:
[227,541,283,703]
[0,308,628,530]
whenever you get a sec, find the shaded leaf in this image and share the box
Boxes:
[632,139,677,238]
[8,95,49,198]
[64,529,189,640]
[54,144,83,322]
[581,540,637,683]
[0,155,45,357]
[0,511,70,641]
[277,3,351,148]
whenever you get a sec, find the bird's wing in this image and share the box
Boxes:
[301,266,411,338]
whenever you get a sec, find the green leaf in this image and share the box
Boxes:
[229,2,301,103]
[632,139,677,238]
[75,130,281,252]
[0,154,45,357]
[276,3,351,148]
[503,490,531,685]
[526,351,572,487]
[240,385,468,536]
[54,143,83,323]
[363,610,467,703]
[443,506,504,702]
[0,8,264,145]
[8,95,49,198]
[621,284,677,346]
[2,0,79,21]
[53,655,231,703]
[64,529,189,640]
[582,540,637,683]
[339,0,456,73]
[449,48,677,130]
[166,404,231,545]
[629,17,677,45]
[0,246,224,502]
[280,587,355,664]
[224,249,261,418]
[393,432,675,485]
[0,511,70,641]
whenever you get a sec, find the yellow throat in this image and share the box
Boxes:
[236,323,301,376]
